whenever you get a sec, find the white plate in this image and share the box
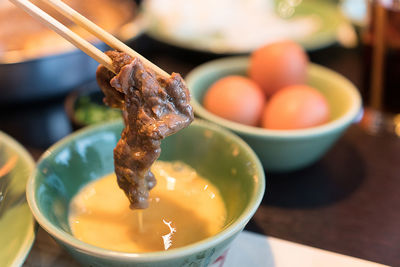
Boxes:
[222,231,388,267]
[144,0,347,53]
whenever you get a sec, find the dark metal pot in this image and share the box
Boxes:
[0,8,145,105]
[0,47,104,104]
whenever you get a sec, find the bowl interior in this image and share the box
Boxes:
[187,57,360,135]
[0,132,35,267]
[29,119,264,252]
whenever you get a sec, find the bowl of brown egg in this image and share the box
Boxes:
[186,41,362,172]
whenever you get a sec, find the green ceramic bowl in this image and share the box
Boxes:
[186,57,362,172]
[0,131,35,267]
[27,119,265,267]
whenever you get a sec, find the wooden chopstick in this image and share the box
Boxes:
[9,0,116,73]
[42,0,169,78]
[10,0,170,78]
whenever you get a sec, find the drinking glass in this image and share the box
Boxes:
[358,0,400,136]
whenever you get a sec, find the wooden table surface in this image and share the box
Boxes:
[1,35,400,266]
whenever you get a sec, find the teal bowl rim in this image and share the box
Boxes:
[0,131,36,267]
[26,119,265,262]
[185,56,362,140]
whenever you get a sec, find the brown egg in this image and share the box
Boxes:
[261,85,330,130]
[203,75,265,126]
[248,40,309,96]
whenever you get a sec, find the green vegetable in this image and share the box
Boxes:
[74,96,121,125]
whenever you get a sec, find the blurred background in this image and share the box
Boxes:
[0,0,372,150]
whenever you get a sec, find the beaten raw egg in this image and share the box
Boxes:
[248,40,309,96]
[261,85,330,130]
[203,75,265,126]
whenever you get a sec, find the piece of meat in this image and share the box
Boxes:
[96,51,194,209]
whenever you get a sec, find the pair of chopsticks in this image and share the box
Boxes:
[9,0,169,77]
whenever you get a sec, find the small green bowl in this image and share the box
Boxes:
[186,57,362,172]
[27,119,265,267]
[64,81,122,129]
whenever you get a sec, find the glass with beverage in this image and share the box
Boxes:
[360,0,400,136]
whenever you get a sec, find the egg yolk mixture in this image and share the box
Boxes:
[68,161,226,253]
